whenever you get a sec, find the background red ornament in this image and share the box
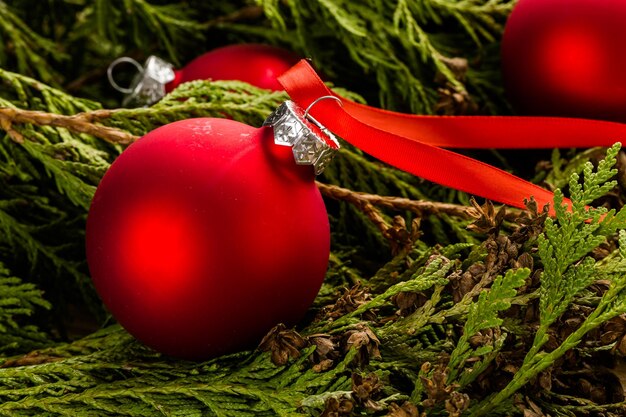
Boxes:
[166,44,300,92]
[86,118,330,360]
[501,0,626,122]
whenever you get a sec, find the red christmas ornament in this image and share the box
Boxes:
[501,0,626,122]
[167,44,300,92]
[108,44,300,107]
[86,102,338,359]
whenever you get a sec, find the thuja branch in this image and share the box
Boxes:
[0,107,137,144]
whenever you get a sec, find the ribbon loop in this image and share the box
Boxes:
[278,60,626,213]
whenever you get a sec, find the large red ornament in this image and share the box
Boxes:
[86,116,330,360]
[501,0,626,122]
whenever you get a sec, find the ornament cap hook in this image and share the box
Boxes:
[107,57,145,94]
[263,99,341,175]
[108,56,176,107]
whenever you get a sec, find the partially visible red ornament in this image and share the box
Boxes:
[501,0,626,122]
[108,44,300,107]
[86,101,338,359]
[167,44,299,92]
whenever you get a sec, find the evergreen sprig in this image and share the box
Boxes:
[0,263,50,354]
[447,268,529,387]
[536,143,624,352]
[469,143,626,416]
[0,1,63,84]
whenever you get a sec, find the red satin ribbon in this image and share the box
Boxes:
[278,60,626,213]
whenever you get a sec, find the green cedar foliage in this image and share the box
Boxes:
[469,144,626,416]
[247,0,514,113]
[447,268,529,388]
[0,263,50,355]
[0,1,625,416]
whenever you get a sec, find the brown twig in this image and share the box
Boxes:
[0,107,137,144]
[360,201,391,236]
[316,181,474,219]
[316,182,394,237]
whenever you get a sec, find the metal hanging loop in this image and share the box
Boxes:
[304,96,343,134]
[107,57,145,94]
[303,96,343,134]
[303,95,343,120]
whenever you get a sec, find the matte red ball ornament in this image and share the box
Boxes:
[167,44,300,92]
[109,44,300,107]
[501,0,626,122]
[86,105,336,359]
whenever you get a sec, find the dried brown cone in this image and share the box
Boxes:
[552,367,625,405]
[466,198,506,237]
[387,402,424,417]
[448,264,486,303]
[449,235,531,304]
[451,197,540,302]
[515,397,549,417]
[308,334,339,372]
[513,252,534,271]
[320,397,354,417]
[433,56,478,116]
[318,282,372,321]
[393,290,429,317]
[352,373,383,411]
[601,314,626,356]
[421,363,458,409]
[258,323,308,366]
[444,391,470,417]
[559,306,593,342]
[484,235,521,273]
[509,197,549,244]
[383,216,422,256]
[469,328,502,350]
[434,86,479,116]
[473,361,512,394]
[344,324,382,366]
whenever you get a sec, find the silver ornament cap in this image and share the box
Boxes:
[108,56,176,107]
[263,99,340,175]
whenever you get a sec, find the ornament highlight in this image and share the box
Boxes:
[86,102,336,359]
[108,44,300,107]
[501,0,626,122]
